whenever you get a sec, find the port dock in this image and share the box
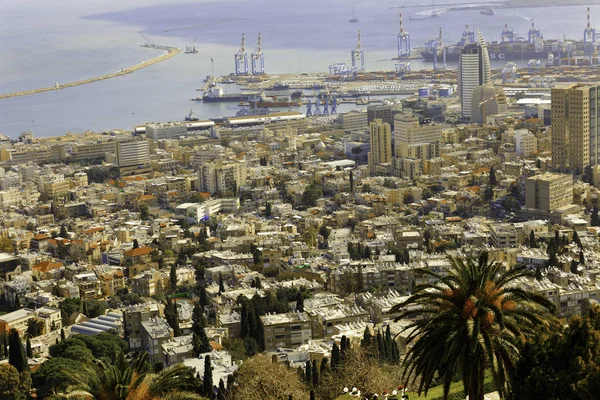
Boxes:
[0,46,181,100]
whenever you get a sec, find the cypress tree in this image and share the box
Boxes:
[361,326,372,349]
[349,170,354,193]
[592,205,600,227]
[310,390,316,400]
[580,249,586,265]
[340,336,347,359]
[203,355,213,398]
[60,328,66,341]
[26,338,32,358]
[217,379,226,400]
[295,292,304,312]
[8,329,26,372]
[385,325,393,361]
[170,264,177,293]
[376,330,384,361]
[218,273,225,293]
[0,333,4,359]
[320,357,329,376]
[529,230,537,248]
[240,302,249,338]
[489,166,497,186]
[312,359,319,387]
[192,302,211,356]
[331,343,341,371]
[304,360,312,387]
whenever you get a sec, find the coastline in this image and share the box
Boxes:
[0,46,181,101]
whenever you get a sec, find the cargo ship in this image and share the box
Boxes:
[196,84,251,103]
[420,23,588,64]
[244,94,302,108]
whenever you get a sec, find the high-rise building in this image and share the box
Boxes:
[394,114,443,160]
[551,84,600,174]
[368,119,392,174]
[116,139,151,175]
[367,104,393,127]
[458,30,491,120]
[525,173,573,213]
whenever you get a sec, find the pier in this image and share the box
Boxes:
[0,46,181,100]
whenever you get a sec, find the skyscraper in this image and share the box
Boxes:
[551,84,600,174]
[458,30,491,120]
[368,119,392,175]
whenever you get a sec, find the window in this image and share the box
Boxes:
[275,335,286,340]
[290,325,302,331]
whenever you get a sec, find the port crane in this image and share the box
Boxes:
[235,33,249,75]
[251,33,265,75]
[351,30,365,72]
[138,31,155,47]
[584,7,597,60]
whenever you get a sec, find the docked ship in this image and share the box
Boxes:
[196,84,251,103]
[246,93,302,108]
[481,8,494,16]
[420,22,588,64]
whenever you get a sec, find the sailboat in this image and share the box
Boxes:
[349,7,358,23]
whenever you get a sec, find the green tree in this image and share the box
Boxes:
[133,239,140,249]
[170,264,178,293]
[529,230,537,248]
[349,170,354,193]
[301,183,323,207]
[361,326,372,349]
[59,225,68,238]
[390,252,556,400]
[26,319,43,338]
[202,355,213,398]
[0,363,26,400]
[265,202,272,218]
[26,338,32,358]
[164,298,181,337]
[572,230,582,248]
[8,329,26,373]
[139,203,149,220]
[311,359,319,388]
[331,343,341,372]
[512,306,600,400]
[295,292,304,312]
[59,352,205,400]
[192,303,212,356]
[489,166,497,186]
[304,359,312,388]
[218,273,225,293]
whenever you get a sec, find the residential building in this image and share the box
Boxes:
[340,110,368,133]
[260,312,312,351]
[123,303,163,350]
[525,173,574,213]
[198,159,247,195]
[551,84,600,174]
[514,129,538,156]
[0,307,62,335]
[367,104,393,127]
[368,119,392,175]
[470,84,508,124]
[458,31,491,120]
[394,115,442,159]
[141,317,173,363]
[489,223,519,248]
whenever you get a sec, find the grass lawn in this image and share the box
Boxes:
[408,372,493,399]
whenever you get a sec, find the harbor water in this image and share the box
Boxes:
[0,0,597,137]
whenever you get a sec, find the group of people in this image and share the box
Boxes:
[344,386,409,400]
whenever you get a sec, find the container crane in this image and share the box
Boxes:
[235,33,249,75]
[584,7,597,60]
[251,33,265,75]
[351,30,365,72]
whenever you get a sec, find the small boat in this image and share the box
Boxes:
[185,109,199,121]
[349,7,358,23]
[481,8,494,16]
[221,78,235,84]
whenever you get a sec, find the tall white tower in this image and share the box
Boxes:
[458,30,491,120]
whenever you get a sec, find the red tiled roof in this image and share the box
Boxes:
[123,246,154,257]
[32,261,63,273]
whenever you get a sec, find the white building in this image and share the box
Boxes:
[116,140,151,168]
[458,30,491,120]
[198,159,247,195]
[514,129,538,156]
[145,122,188,141]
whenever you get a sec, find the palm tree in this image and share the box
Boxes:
[391,252,555,400]
[59,352,207,400]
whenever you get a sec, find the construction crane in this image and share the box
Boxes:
[138,31,155,47]
[235,33,249,75]
[251,33,265,75]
